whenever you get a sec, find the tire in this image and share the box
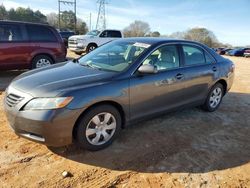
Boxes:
[202,83,224,112]
[75,105,122,151]
[86,43,97,53]
[32,55,53,69]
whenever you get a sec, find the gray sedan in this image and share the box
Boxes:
[4,38,235,150]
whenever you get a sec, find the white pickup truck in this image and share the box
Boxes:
[68,29,123,54]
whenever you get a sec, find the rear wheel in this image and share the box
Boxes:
[202,83,224,112]
[32,55,53,69]
[75,105,122,151]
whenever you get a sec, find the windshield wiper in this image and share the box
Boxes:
[81,63,102,70]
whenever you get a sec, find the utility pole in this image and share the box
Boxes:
[96,0,107,31]
[58,0,77,32]
[89,13,92,31]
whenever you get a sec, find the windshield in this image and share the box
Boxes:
[78,41,150,72]
[86,30,100,36]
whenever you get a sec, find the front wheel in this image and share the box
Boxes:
[202,83,224,112]
[86,44,97,53]
[75,105,122,151]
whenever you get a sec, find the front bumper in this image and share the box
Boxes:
[4,87,82,147]
[244,53,250,57]
[68,45,86,53]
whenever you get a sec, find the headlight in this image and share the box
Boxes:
[77,39,86,47]
[24,97,73,110]
[77,39,85,43]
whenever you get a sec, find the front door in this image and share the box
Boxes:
[129,44,188,120]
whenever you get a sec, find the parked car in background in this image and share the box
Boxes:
[218,48,233,55]
[243,49,250,57]
[228,48,250,56]
[68,29,123,55]
[0,21,67,71]
[224,48,233,55]
[215,47,224,53]
[4,38,234,150]
[59,31,75,47]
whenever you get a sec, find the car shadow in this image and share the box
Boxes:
[0,70,26,91]
[50,92,250,173]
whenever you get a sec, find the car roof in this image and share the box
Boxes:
[59,31,75,33]
[117,37,208,46]
[117,37,225,62]
[0,20,50,27]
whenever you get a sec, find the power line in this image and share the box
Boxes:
[58,0,76,32]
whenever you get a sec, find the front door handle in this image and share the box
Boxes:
[175,73,184,80]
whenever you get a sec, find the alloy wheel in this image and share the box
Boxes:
[36,58,51,68]
[209,87,222,108]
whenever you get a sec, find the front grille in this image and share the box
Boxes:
[69,39,77,44]
[6,93,24,107]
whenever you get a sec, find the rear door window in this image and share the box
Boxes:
[0,24,23,42]
[26,25,57,42]
[182,45,206,66]
[108,31,122,38]
[205,51,215,64]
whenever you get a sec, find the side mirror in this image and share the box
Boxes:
[138,64,158,74]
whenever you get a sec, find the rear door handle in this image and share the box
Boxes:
[175,73,184,80]
[212,66,217,72]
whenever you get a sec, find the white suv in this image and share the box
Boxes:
[68,29,123,55]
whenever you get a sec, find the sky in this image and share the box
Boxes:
[1,0,250,46]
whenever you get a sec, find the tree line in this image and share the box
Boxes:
[123,20,231,48]
[0,5,88,34]
[0,5,230,47]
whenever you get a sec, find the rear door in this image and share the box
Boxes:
[0,23,29,70]
[26,25,63,61]
[179,44,219,104]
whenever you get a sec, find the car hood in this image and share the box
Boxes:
[10,61,116,97]
[69,35,94,40]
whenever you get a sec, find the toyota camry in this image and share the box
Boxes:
[4,38,235,150]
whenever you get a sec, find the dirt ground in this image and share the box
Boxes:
[0,53,250,188]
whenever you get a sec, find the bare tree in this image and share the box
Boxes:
[46,13,58,27]
[184,27,218,47]
[168,31,185,39]
[123,20,150,37]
